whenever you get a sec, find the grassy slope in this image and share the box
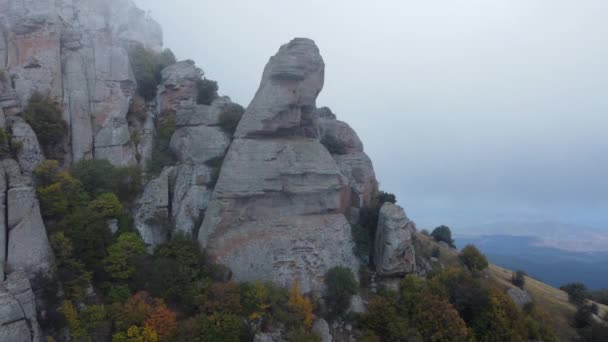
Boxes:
[414,232,608,340]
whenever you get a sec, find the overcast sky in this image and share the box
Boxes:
[134,0,608,233]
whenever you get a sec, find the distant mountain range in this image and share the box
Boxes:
[456,235,608,290]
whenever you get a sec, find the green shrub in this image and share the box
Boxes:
[72,158,143,204]
[197,78,219,105]
[320,134,346,155]
[104,232,147,282]
[459,245,489,274]
[317,106,336,119]
[431,246,441,258]
[205,156,225,187]
[286,327,321,342]
[147,119,176,175]
[218,103,245,134]
[199,312,242,342]
[351,224,371,263]
[560,283,588,306]
[0,129,11,158]
[324,266,358,317]
[431,225,455,247]
[22,92,68,157]
[129,47,176,100]
[512,270,526,289]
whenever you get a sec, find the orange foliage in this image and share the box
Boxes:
[145,301,177,341]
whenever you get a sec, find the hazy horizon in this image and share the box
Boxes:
[134,0,608,240]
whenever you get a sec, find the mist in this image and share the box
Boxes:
[134,0,608,234]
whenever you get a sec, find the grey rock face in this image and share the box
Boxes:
[199,38,359,292]
[2,159,52,279]
[133,62,232,243]
[0,271,41,342]
[0,0,162,166]
[254,332,284,342]
[318,117,377,224]
[8,117,44,175]
[313,319,332,342]
[374,203,416,277]
[507,287,532,308]
[170,124,230,165]
[349,294,366,314]
[134,167,174,248]
[157,60,202,118]
[234,38,323,139]
[208,214,358,293]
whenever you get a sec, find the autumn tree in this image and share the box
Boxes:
[413,292,470,341]
[145,301,177,341]
[112,325,159,342]
[288,280,314,329]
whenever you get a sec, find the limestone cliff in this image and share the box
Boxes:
[0,0,161,166]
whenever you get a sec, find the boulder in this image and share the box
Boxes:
[170,124,230,164]
[374,203,416,277]
[157,60,202,117]
[134,167,175,248]
[199,39,359,292]
[349,294,366,314]
[171,163,213,235]
[0,271,41,342]
[507,287,532,308]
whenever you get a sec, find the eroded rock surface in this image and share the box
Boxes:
[134,60,233,246]
[0,0,162,166]
[374,203,416,277]
[198,38,359,292]
[0,159,52,280]
[319,116,377,223]
[0,272,41,342]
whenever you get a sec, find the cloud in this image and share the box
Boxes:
[134,0,608,231]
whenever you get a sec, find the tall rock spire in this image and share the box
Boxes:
[198,38,359,292]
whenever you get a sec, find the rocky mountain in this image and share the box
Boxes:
[0,1,587,341]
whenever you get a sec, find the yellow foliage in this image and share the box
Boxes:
[288,279,314,329]
[60,300,86,339]
[112,325,158,342]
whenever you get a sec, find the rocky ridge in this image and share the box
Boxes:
[0,0,425,340]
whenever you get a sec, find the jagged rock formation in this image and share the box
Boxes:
[374,203,416,277]
[0,272,41,341]
[198,38,362,292]
[0,158,52,280]
[134,60,234,248]
[318,115,377,223]
[0,0,161,166]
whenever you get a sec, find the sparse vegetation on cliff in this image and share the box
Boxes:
[218,103,245,134]
[320,134,347,155]
[129,46,177,101]
[22,92,68,158]
[147,118,177,176]
[197,78,219,105]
